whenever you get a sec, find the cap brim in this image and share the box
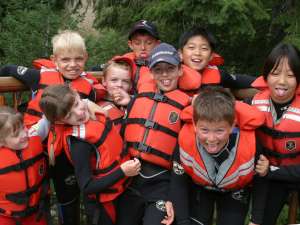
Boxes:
[128,28,159,40]
[149,56,180,69]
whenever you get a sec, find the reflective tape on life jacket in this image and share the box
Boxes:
[179,122,255,191]
[252,90,300,165]
[0,136,46,217]
[24,69,95,127]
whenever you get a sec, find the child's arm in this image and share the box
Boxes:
[29,116,50,141]
[69,136,140,194]
[0,65,41,91]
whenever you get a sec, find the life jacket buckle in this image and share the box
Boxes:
[137,143,151,153]
[153,93,166,102]
[144,120,156,129]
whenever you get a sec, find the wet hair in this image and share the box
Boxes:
[52,30,86,55]
[103,60,132,80]
[263,43,300,84]
[193,86,235,125]
[178,27,217,51]
[0,106,23,141]
[39,85,76,123]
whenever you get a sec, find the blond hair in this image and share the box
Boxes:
[0,106,23,141]
[52,30,86,55]
[103,60,132,79]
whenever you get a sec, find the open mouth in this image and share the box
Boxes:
[274,87,288,97]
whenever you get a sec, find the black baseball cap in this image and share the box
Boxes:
[128,20,159,40]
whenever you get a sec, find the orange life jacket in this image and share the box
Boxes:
[252,90,300,166]
[24,69,96,127]
[50,115,130,203]
[179,102,263,191]
[96,100,125,132]
[0,136,47,217]
[124,81,190,169]
[201,65,221,85]
[32,58,56,69]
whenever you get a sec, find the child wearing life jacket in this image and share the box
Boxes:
[178,27,258,98]
[0,106,50,225]
[251,43,300,225]
[117,42,191,225]
[178,86,267,225]
[0,30,100,225]
[97,56,133,132]
[39,84,141,225]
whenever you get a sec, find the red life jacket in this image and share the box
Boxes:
[124,81,190,169]
[0,136,47,217]
[96,100,125,132]
[32,58,56,69]
[24,69,96,127]
[179,102,263,191]
[51,115,130,203]
[252,90,300,166]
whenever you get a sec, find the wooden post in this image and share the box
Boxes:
[0,95,5,106]
[288,191,298,224]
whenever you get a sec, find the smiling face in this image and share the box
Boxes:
[51,49,88,80]
[59,94,90,126]
[150,62,182,92]
[267,57,297,104]
[195,119,233,154]
[179,35,213,72]
[128,34,160,59]
[1,126,29,150]
[103,64,132,99]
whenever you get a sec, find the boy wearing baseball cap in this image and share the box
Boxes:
[116,43,191,225]
[122,20,161,93]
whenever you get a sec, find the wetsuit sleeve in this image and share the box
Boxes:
[68,136,125,195]
[250,141,269,224]
[266,165,300,182]
[0,65,41,91]
[220,69,256,89]
[168,144,191,225]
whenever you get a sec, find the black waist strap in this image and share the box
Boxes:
[0,153,44,175]
[259,126,300,139]
[136,92,184,110]
[263,146,300,159]
[125,118,178,138]
[5,178,46,205]
[126,142,172,161]
[0,205,39,217]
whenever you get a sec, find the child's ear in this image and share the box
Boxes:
[50,55,58,67]
[128,40,133,51]
[178,66,183,77]
[178,49,183,62]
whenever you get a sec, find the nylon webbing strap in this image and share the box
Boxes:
[125,118,178,138]
[0,153,44,175]
[263,146,300,159]
[94,119,113,147]
[26,108,43,118]
[259,126,300,138]
[126,142,172,161]
[136,92,184,110]
[0,205,38,217]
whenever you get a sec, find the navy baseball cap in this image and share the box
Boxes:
[149,43,181,69]
[128,20,159,40]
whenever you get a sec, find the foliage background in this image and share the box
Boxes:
[1,0,300,75]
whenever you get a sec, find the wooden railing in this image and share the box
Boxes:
[0,74,298,224]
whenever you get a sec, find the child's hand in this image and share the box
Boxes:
[255,154,269,177]
[111,88,131,106]
[161,201,174,225]
[86,99,108,119]
[120,158,141,177]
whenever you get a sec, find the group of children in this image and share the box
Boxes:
[0,19,299,225]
